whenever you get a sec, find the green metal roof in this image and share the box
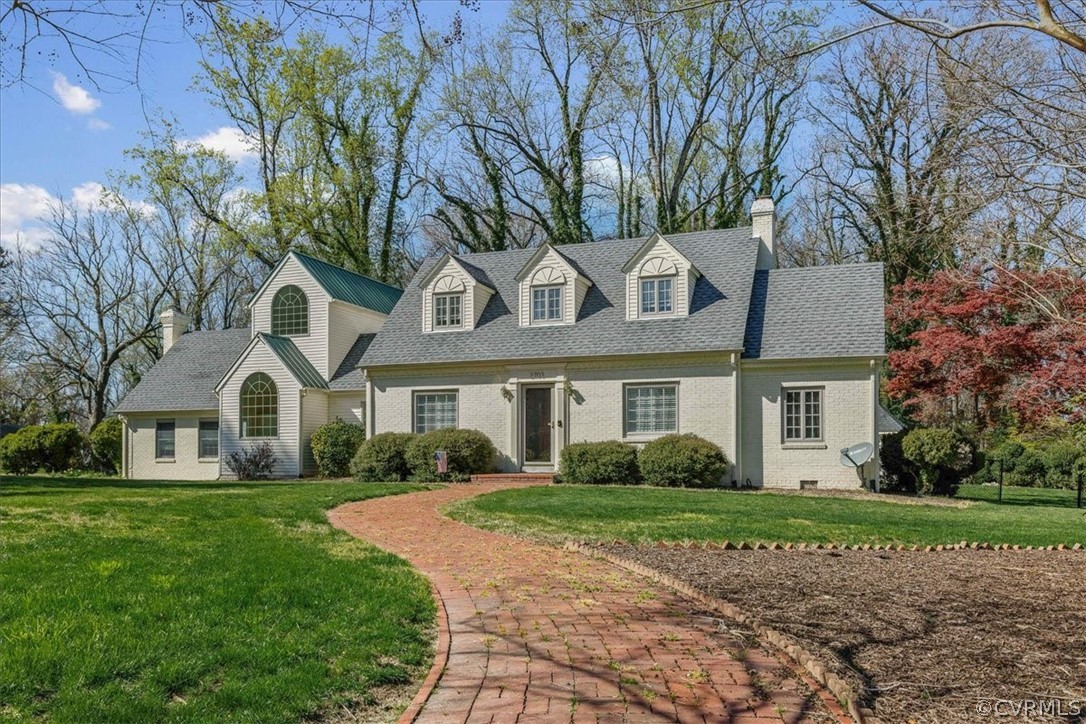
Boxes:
[258,333,328,389]
[292,252,403,315]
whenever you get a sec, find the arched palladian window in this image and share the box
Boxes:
[271,285,309,336]
[638,257,678,316]
[240,372,278,438]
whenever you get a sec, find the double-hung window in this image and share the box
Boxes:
[624,384,678,436]
[414,392,458,434]
[640,277,674,315]
[198,420,219,459]
[434,293,463,329]
[155,420,175,460]
[783,388,823,442]
[531,286,564,323]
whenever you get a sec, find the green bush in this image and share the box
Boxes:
[1013,449,1047,487]
[638,434,730,488]
[559,441,640,485]
[310,421,367,478]
[351,432,417,482]
[0,423,85,474]
[0,427,41,474]
[901,427,978,496]
[405,428,496,482]
[879,430,918,493]
[1042,441,1083,489]
[89,418,123,474]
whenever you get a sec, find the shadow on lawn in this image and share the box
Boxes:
[0,476,320,493]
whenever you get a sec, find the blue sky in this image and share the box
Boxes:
[0,1,510,250]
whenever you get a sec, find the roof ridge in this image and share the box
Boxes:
[292,250,404,292]
[766,262,884,274]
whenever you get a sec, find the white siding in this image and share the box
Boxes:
[329,392,365,426]
[250,255,333,378]
[624,237,695,320]
[566,356,735,473]
[328,302,386,376]
[371,368,511,470]
[517,248,585,326]
[740,361,876,490]
[125,413,220,481]
[219,343,302,478]
[299,390,328,475]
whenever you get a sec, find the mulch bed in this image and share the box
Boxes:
[599,544,1086,723]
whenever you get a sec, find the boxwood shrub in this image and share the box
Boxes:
[0,423,85,474]
[638,433,730,488]
[310,420,367,478]
[88,417,123,474]
[405,428,496,482]
[559,440,640,484]
[350,432,417,482]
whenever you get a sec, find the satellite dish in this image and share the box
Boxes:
[840,442,874,468]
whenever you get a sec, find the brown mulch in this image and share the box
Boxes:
[600,544,1086,723]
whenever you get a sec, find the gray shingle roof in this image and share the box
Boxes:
[259,333,328,389]
[878,404,905,434]
[115,329,251,413]
[742,264,886,359]
[329,334,375,390]
[362,228,762,367]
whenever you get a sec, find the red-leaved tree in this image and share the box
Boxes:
[887,267,1086,432]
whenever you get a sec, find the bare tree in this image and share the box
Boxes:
[9,194,177,427]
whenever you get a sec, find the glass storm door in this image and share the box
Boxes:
[524,387,553,464]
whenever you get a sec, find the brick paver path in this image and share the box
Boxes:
[329,483,834,724]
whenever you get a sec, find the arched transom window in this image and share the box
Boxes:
[639,257,678,316]
[240,372,278,438]
[530,267,566,323]
[271,285,309,336]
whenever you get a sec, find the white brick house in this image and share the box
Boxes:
[116,199,898,487]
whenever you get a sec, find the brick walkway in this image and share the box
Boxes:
[329,483,836,724]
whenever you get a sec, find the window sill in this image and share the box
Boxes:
[240,437,279,441]
[155,458,176,463]
[623,432,677,443]
[781,443,827,450]
[199,457,220,463]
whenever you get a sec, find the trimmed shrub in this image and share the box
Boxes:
[225,442,277,480]
[89,418,123,474]
[638,434,730,488]
[310,421,367,478]
[405,428,496,482]
[901,427,978,496]
[0,426,41,474]
[560,441,640,485]
[351,432,417,482]
[0,423,85,474]
[1042,441,1083,489]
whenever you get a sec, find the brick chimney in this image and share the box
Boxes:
[160,308,190,354]
[751,196,776,270]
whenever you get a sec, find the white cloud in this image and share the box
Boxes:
[180,127,256,161]
[51,72,101,115]
[86,117,111,131]
[585,154,621,184]
[0,182,154,252]
[0,183,56,251]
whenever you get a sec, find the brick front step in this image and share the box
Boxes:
[469,473,554,485]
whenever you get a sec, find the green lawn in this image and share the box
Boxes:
[445,484,1086,547]
[956,483,1083,508]
[0,476,433,723]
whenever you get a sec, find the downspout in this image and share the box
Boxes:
[118,415,129,479]
[364,372,374,440]
[732,352,742,484]
[870,358,880,492]
[298,388,307,478]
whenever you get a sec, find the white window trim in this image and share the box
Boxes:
[198,418,220,461]
[622,382,679,439]
[433,292,464,331]
[530,284,565,325]
[781,386,825,446]
[413,390,459,434]
[639,275,677,317]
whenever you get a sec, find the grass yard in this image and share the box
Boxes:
[446,484,1086,546]
[0,476,433,723]
[956,482,1083,508]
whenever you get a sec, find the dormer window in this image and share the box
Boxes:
[531,285,564,323]
[271,285,309,336]
[434,293,463,329]
[640,277,674,316]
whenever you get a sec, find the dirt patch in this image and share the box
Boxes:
[599,545,1086,723]
[746,487,973,508]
